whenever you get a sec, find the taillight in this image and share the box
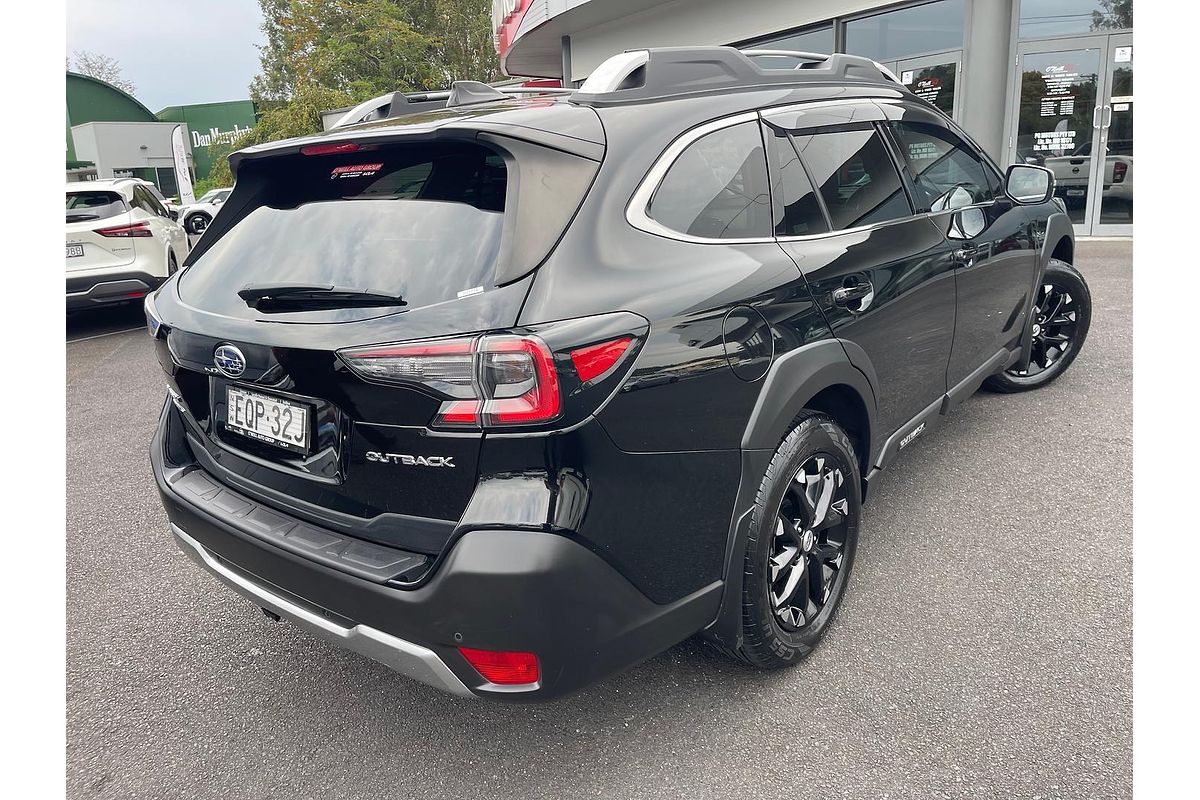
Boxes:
[478,336,560,426]
[1112,160,1128,183]
[339,334,562,428]
[458,647,539,686]
[570,337,633,383]
[96,221,152,238]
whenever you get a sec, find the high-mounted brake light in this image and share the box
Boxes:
[458,647,540,686]
[339,334,562,428]
[300,142,361,156]
[570,337,634,383]
[96,221,153,238]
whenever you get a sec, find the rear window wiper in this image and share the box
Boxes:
[237,283,408,311]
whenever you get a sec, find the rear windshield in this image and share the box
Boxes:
[180,142,507,313]
[66,190,127,224]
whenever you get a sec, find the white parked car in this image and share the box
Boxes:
[178,187,232,235]
[66,179,190,311]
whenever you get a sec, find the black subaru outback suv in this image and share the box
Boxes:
[148,47,1089,700]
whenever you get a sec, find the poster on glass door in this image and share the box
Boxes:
[901,63,956,117]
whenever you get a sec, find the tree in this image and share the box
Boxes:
[69,50,137,95]
[205,84,354,186]
[251,0,499,103]
[1091,0,1133,31]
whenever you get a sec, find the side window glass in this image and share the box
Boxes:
[648,120,772,239]
[765,128,830,238]
[794,127,913,230]
[143,188,168,217]
[889,122,994,211]
[130,187,151,214]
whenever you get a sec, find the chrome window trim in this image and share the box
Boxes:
[626,99,991,247]
[625,111,773,245]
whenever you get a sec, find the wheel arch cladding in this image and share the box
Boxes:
[740,339,876,474]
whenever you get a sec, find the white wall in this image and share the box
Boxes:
[70,122,192,179]
[568,0,883,81]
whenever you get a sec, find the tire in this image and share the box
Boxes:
[983,258,1091,393]
[726,412,862,669]
[185,213,210,235]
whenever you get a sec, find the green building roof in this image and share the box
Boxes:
[66,72,157,166]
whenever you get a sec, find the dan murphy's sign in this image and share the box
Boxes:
[156,99,258,180]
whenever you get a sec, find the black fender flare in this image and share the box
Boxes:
[705,338,878,648]
[1020,210,1074,366]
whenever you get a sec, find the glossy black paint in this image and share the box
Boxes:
[149,71,1075,699]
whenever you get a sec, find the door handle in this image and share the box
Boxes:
[1102,104,1112,129]
[1093,105,1103,129]
[953,244,979,265]
[832,279,874,310]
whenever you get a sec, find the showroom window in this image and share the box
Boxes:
[647,120,772,239]
[1019,0,1133,39]
[844,0,966,61]
[887,122,998,210]
[765,129,829,238]
[793,127,913,231]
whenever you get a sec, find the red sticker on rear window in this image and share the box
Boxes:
[331,163,383,179]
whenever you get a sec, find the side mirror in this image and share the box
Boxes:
[930,184,974,213]
[211,196,224,206]
[1005,164,1054,205]
[169,210,179,221]
[946,206,986,240]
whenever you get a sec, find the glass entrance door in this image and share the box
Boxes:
[1092,33,1132,235]
[890,51,963,119]
[1010,34,1132,235]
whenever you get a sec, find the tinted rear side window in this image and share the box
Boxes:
[889,122,996,210]
[794,128,912,230]
[765,128,829,237]
[66,191,126,223]
[180,142,507,313]
[648,120,772,239]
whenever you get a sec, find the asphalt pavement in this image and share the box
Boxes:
[66,240,1132,799]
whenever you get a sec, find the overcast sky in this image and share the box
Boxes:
[66,0,265,112]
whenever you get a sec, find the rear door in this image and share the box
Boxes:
[65,189,135,272]
[767,106,958,462]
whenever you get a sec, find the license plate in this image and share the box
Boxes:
[66,244,84,258]
[225,387,310,453]
[1065,188,1086,197]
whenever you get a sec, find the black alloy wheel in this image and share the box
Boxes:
[768,455,851,630]
[725,412,861,669]
[186,214,210,235]
[985,258,1092,393]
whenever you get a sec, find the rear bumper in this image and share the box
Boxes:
[152,401,721,700]
[67,270,162,310]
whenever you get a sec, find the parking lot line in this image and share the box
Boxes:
[67,327,144,344]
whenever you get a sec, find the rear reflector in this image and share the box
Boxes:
[300,142,361,156]
[95,221,153,238]
[570,336,633,383]
[458,647,540,685]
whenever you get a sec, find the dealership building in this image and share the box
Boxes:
[494,0,1133,236]
[66,72,257,198]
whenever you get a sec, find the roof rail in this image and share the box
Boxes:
[571,46,904,106]
[331,83,575,128]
